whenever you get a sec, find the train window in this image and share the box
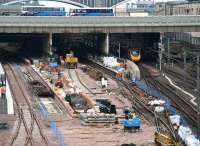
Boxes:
[35,7,38,11]
[88,9,92,13]
[108,9,113,13]
[82,9,86,13]
[132,50,140,56]
[26,7,30,11]
[69,8,113,16]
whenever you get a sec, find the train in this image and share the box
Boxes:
[20,6,114,16]
[128,48,141,62]
[69,8,114,16]
[21,6,66,16]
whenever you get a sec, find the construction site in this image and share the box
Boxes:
[0,1,199,145]
[0,31,199,146]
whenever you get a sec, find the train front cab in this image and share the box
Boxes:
[129,49,141,62]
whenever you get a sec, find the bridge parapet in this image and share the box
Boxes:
[0,16,200,33]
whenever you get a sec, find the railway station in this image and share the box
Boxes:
[0,0,200,146]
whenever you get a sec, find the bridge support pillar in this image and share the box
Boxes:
[100,33,109,55]
[42,33,52,54]
[43,33,53,55]
[49,33,53,55]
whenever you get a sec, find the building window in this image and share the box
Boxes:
[126,3,130,12]
[186,9,189,14]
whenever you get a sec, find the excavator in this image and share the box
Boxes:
[154,113,182,146]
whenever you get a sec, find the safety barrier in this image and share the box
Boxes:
[39,102,67,146]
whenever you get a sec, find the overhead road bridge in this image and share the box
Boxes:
[0,16,200,33]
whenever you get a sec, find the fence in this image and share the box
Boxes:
[39,102,67,146]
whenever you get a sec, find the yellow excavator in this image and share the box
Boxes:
[154,113,182,146]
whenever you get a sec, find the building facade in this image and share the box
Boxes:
[114,0,155,16]
[155,1,200,16]
[155,1,200,46]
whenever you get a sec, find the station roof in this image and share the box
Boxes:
[2,0,88,8]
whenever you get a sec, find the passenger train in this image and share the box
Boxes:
[20,6,114,16]
[21,6,66,16]
[128,48,141,62]
[69,8,114,16]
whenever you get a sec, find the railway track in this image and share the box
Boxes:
[140,65,197,127]
[84,59,177,140]
[67,69,94,95]
[23,65,68,116]
[67,61,177,141]
[163,66,196,90]
[3,63,49,146]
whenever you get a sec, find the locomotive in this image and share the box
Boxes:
[128,48,141,62]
